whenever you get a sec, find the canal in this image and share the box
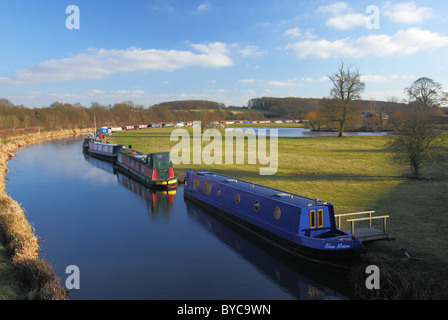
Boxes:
[6,135,352,300]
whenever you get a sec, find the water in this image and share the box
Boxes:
[225,127,389,137]
[5,136,351,300]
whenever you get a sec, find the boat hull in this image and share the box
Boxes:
[116,161,177,189]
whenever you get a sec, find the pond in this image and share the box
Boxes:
[6,136,351,300]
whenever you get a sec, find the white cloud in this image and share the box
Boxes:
[0,43,234,84]
[317,2,349,14]
[361,74,416,83]
[89,89,105,94]
[284,27,301,37]
[286,28,448,59]
[239,45,265,56]
[384,2,432,23]
[194,2,211,14]
[361,75,389,83]
[267,80,302,87]
[325,13,367,30]
[238,79,262,83]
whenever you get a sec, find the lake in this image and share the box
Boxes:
[225,127,389,137]
[5,136,351,300]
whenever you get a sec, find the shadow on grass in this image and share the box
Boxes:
[348,165,448,299]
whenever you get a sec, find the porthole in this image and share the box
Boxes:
[217,187,221,197]
[274,207,281,220]
[254,200,260,212]
[235,193,241,204]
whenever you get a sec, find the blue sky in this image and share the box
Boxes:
[1,0,447,108]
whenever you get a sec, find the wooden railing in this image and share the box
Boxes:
[335,211,389,235]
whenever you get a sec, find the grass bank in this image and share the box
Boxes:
[0,128,91,300]
[108,127,448,299]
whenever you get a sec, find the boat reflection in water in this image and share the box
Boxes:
[84,153,176,217]
[185,202,350,300]
[117,171,176,217]
[83,153,117,175]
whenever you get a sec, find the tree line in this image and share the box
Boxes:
[0,99,257,134]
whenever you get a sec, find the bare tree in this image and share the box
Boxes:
[405,77,448,110]
[327,61,365,137]
[389,105,442,176]
[389,78,447,176]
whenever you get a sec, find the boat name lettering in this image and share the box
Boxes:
[325,243,351,249]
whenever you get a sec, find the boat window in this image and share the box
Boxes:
[318,209,324,228]
[203,183,212,195]
[254,200,260,212]
[310,210,316,229]
[193,179,200,190]
[235,194,240,204]
[217,187,221,197]
[274,207,281,220]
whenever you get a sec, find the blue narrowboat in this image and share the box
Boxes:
[87,140,126,162]
[116,148,178,189]
[184,170,366,268]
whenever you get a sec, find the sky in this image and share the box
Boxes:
[0,0,447,108]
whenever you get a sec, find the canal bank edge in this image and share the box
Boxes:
[0,128,93,300]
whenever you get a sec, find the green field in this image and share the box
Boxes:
[107,126,448,298]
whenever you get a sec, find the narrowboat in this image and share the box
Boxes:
[87,140,126,162]
[184,170,366,268]
[116,148,177,189]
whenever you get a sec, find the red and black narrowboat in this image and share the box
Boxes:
[116,148,177,189]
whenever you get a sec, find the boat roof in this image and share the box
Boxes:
[119,149,144,156]
[91,140,124,147]
[192,170,331,209]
